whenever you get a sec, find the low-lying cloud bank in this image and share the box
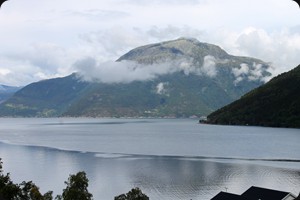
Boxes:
[73,55,270,84]
[73,55,221,84]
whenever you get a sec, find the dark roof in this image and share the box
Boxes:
[0,195,6,200]
[211,192,248,200]
[241,186,290,200]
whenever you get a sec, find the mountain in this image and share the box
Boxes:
[0,85,22,104]
[117,37,230,64]
[206,65,300,128]
[0,38,272,117]
[0,75,90,117]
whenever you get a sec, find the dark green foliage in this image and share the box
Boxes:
[207,65,300,128]
[58,171,92,200]
[19,181,47,200]
[114,188,149,200]
[43,191,54,200]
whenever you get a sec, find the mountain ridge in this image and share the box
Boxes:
[117,37,230,64]
[0,38,272,117]
[0,85,22,104]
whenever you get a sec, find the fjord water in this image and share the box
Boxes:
[0,118,299,200]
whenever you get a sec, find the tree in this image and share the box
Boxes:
[43,191,54,200]
[19,181,52,200]
[114,187,149,200]
[57,171,92,200]
[0,158,20,200]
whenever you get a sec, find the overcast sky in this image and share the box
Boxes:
[0,0,299,86]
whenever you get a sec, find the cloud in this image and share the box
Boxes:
[156,82,169,95]
[73,55,221,84]
[232,63,249,77]
[236,28,300,74]
[208,27,300,76]
[73,57,184,83]
[200,55,217,77]
[232,62,271,84]
[79,27,150,59]
[0,42,74,86]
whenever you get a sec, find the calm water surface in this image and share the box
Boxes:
[0,118,299,200]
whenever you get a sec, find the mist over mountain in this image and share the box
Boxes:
[207,64,300,128]
[0,38,272,117]
[75,38,271,84]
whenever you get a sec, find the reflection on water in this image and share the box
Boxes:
[0,142,299,200]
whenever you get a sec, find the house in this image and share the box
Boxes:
[211,191,248,200]
[211,186,297,200]
[242,186,296,200]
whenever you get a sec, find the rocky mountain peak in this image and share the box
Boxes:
[117,37,229,64]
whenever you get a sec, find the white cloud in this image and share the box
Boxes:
[232,63,249,77]
[73,55,222,84]
[74,58,185,83]
[232,62,271,84]
[156,82,169,95]
[201,55,217,77]
[0,68,11,76]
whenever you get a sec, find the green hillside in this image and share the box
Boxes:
[64,73,230,117]
[0,85,21,104]
[0,74,91,117]
[207,65,300,128]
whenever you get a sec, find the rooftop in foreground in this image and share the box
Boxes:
[211,186,298,200]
